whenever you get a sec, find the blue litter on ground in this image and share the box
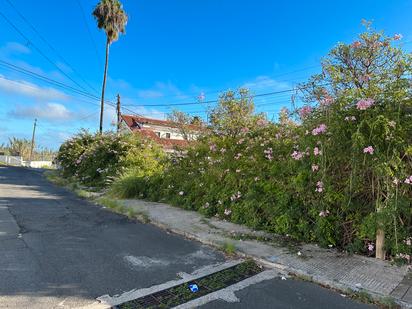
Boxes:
[189,283,199,292]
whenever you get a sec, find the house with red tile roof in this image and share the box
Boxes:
[120,114,201,152]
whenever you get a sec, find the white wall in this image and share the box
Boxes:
[0,155,23,166]
[142,124,185,140]
[24,161,54,168]
[142,124,200,140]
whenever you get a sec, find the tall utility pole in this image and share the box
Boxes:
[29,118,37,162]
[116,94,121,133]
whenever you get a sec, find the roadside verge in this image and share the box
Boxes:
[44,171,412,308]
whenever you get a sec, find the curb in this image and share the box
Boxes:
[117,201,412,309]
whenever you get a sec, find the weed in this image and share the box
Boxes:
[221,242,236,255]
[98,197,120,210]
[378,297,400,309]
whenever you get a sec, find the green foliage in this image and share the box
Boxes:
[92,0,128,43]
[53,26,412,262]
[56,131,165,188]
[221,242,236,255]
[117,26,412,261]
[209,89,266,137]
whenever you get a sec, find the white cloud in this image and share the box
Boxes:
[0,75,68,101]
[9,103,73,122]
[55,61,73,73]
[242,76,291,93]
[114,80,191,100]
[0,42,30,56]
[121,97,166,119]
[133,106,167,119]
[137,89,164,99]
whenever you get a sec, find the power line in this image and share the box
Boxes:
[137,64,322,102]
[0,75,98,112]
[0,10,92,93]
[0,57,293,119]
[0,59,142,112]
[0,59,101,101]
[125,83,320,108]
[75,0,103,65]
[4,0,99,95]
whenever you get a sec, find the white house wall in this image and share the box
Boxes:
[142,124,184,140]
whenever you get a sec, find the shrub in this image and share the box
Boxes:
[56,131,165,188]
[119,26,412,261]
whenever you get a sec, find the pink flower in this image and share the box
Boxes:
[356,98,374,110]
[394,34,403,41]
[396,253,411,262]
[319,210,330,217]
[312,124,327,136]
[241,127,249,134]
[367,243,374,252]
[404,238,411,246]
[404,176,412,184]
[313,147,322,156]
[209,144,217,152]
[299,106,313,119]
[256,119,268,127]
[264,148,273,161]
[363,146,374,155]
[352,41,362,48]
[344,116,356,121]
[198,92,205,101]
[230,191,242,202]
[291,150,304,161]
[320,96,334,106]
[203,202,210,209]
[315,180,324,193]
[312,164,319,172]
[237,138,245,145]
[359,74,371,83]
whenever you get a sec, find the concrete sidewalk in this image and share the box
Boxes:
[119,199,412,308]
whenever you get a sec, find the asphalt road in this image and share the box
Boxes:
[0,166,374,309]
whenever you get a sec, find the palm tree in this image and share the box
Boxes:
[92,0,128,133]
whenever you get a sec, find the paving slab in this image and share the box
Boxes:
[120,199,412,308]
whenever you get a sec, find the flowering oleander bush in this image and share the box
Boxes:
[119,26,412,262]
[56,131,165,187]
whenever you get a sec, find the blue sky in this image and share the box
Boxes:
[0,0,411,149]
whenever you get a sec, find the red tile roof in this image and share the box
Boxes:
[121,114,193,149]
[121,114,200,130]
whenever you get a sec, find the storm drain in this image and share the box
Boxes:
[115,260,262,309]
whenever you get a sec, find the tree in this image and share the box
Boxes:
[93,0,128,133]
[8,137,32,160]
[299,23,412,259]
[167,110,203,141]
[209,89,264,137]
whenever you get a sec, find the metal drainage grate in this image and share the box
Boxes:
[115,260,262,309]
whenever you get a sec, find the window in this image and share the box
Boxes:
[155,132,160,137]
[166,133,171,139]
